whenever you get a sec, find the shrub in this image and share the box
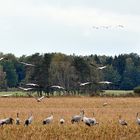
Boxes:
[134,86,140,94]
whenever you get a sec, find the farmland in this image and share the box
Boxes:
[0,97,140,140]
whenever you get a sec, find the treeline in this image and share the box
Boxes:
[0,52,140,93]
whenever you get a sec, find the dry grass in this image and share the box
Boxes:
[0,97,140,140]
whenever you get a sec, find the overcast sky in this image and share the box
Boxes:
[0,0,140,57]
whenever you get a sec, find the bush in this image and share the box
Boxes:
[134,86,140,94]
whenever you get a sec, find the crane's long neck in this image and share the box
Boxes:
[119,115,122,120]
[80,111,84,117]
[136,113,139,118]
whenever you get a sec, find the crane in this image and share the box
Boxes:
[43,113,53,125]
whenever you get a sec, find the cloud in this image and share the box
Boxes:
[0,0,140,34]
[0,0,140,57]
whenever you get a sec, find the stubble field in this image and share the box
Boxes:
[0,97,140,140]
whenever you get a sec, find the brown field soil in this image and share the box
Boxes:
[0,97,140,140]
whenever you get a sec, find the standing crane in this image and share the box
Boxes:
[43,113,53,125]
[82,112,99,126]
[118,115,127,126]
[0,117,14,125]
[60,117,65,124]
[24,113,33,126]
[136,112,140,125]
[16,113,20,125]
[71,110,84,123]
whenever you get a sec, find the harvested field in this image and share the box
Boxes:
[0,97,140,140]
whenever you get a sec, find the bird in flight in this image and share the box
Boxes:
[50,85,65,90]
[92,26,99,29]
[32,96,45,102]
[0,94,12,97]
[92,24,125,30]
[98,81,112,84]
[19,61,35,67]
[18,87,33,91]
[79,82,92,86]
[90,63,107,70]
[117,25,124,28]
[0,57,4,61]
[97,66,107,70]
[26,83,39,87]
[0,57,8,61]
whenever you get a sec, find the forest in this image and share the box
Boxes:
[0,52,140,94]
